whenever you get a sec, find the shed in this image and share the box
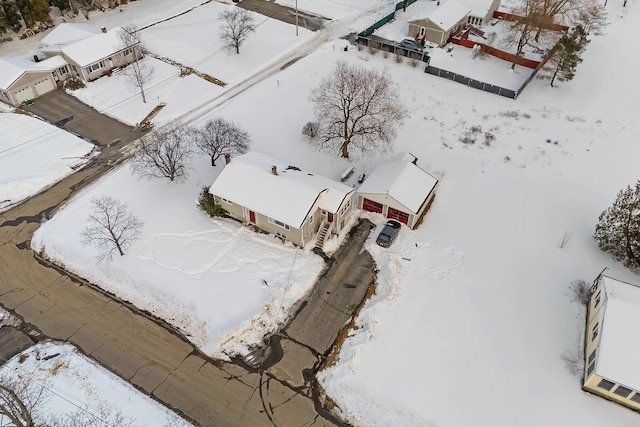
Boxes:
[357,153,438,229]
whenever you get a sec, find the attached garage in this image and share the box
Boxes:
[0,57,62,107]
[357,153,438,230]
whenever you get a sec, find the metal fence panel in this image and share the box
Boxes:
[454,74,470,85]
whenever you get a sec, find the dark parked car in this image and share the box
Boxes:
[376,220,402,248]
[399,38,423,52]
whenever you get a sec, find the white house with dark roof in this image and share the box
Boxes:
[583,275,640,411]
[0,56,69,106]
[41,24,142,81]
[209,152,355,247]
[357,153,438,229]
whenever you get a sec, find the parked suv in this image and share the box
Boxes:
[376,220,402,248]
[399,38,423,52]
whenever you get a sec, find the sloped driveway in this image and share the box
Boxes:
[21,89,138,147]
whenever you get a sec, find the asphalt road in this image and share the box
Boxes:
[238,0,327,32]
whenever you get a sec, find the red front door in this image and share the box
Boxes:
[249,210,256,223]
[328,213,334,222]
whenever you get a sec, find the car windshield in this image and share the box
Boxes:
[378,232,390,242]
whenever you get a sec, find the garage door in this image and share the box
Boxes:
[362,198,383,213]
[387,207,409,224]
[34,78,55,96]
[13,86,35,104]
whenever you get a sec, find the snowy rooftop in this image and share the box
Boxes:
[209,152,354,228]
[595,276,640,391]
[0,57,51,89]
[41,23,102,48]
[38,55,67,69]
[459,0,496,18]
[412,0,471,31]
[61,27,131,67]
[358,154,438,213]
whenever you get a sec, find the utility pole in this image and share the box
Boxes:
[295,0,299,36]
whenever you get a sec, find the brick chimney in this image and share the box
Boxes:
[271,166,278,175]
[224,154,231,164]
[101,26,107,33]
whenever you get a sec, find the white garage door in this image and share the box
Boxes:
[34,78,55,96]
[13,86,35,104]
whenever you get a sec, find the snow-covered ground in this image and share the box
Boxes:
[0,112,94,212]
[2,0,640,425]
[0,341,190,426]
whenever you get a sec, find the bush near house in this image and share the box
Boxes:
[198,187,227,217]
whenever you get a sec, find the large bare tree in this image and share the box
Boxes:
[192,118,250,166]
[309,61,407,158]
[131,125,193,182]
[119,25,152,103]
[81,196,144,260]
[218,8,256,54]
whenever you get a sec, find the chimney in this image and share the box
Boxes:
[224,154,231,164]
[101,26,107,33]
[271,166,278,175]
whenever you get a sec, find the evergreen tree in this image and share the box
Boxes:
[594,181,640,269]
[49,0,70,12]
[1,1,23,32]
[548,25,588,87]
[17,0,51,28]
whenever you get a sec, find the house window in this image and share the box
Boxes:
[87,61,104,73]
[268,217,290,230]
[340,199,351,215]
[588,349,597,364]
[221,198,233,205]
[587,362,596,376]
[597,379,615,391]
[275,231,286,239]
[630,393,640,404]
[123,48,133,55]
[614,385,633,398]
[592,323,599,341]
[1,91,8,100]
[594,291,601,307]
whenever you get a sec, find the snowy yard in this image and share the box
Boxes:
[0,112,94,212]
[0,340,190,426]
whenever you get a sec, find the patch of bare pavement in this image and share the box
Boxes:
[238,0,328,32]
[0,92,378,425]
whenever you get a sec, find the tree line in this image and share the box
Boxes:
[0,0,134,34]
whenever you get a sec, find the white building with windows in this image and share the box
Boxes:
[41,24,142,82]
[583,275,640,411]
[209,152,355,248]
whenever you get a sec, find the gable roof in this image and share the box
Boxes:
[41,23,102,48]
[209,152,354,229]
[595,276,640,392]
[0,57,52,89]
[61,27,131,67]
[358,154,438,214]
[424,0,471,31]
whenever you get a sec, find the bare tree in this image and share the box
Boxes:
[81,196,144,260]
[131,125,193,182]
[573,0,607,39]
[119,25,152,103]
[0,375,48,427]
[504,0,539,70]
[309,61,407,158]
[47,402,134,427]
[218,8,256,54]
[192,118,250,166]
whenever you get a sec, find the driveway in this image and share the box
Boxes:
[238,0,327,32]
[21,89,140,147]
